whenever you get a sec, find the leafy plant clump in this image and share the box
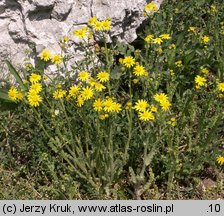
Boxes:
[0,0,223,199]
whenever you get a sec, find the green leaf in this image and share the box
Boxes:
[0,88,10,101]
[6,60,26,90]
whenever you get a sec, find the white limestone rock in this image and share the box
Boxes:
[0,0,164,81]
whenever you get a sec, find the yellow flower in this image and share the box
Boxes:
[40,49,51,61]
[88,17,98,26]
[132,79,139,84]
[217,82,224,92]
[200,67,209,75]
[175,60,183,67]
[81,86,94,100]
[133,64,147,76]
[125,101,132,110]
[155,47,163,53]
[69,85,80,97]
[168,117,176,127]
[73,27,88,39]
[154,93,171,111]
[8,86,18,101]
[119,58,124,64]
[150,105,157,113]
[145,2,158,12]
[51,54,62,65]
[53,89,66,99]
[154,93,169,103]
[159,34,171,40]
[101,19,111,31]
[29,73,41,83]
[160,100,171,111]
[123,56,135,68]
[30,83,42,93]
[63,36,69,43]
[210,5,218,13]
[103,98,115,112]
[134,99,149,112]
[94,82,106,92]
[169,44,176,49]
[78,71,90,82]
[93,98,103,112]
[202,35,210,44]
[188,27,196,33]
[97,71,110,82]
[152,37,163,45]
[77,96,84,107]
[113,102,122,113]
[93,21,104,31]
[138,110,155,122]
[99,114,109,120]
[27,91,42,107]
[17,91,23,101]
[216,156,224,165]
[195,75,206,88]
[145,34,154,43]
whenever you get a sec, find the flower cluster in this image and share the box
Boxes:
[154,93,171,111]
[40,49,62,65]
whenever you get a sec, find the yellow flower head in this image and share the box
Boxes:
[152,37,163,45]
[88,16,98,26]
[150,105,157,113]
[63,36,69,43]
[200,67,209,75]
[125,101,132,110]
[93,21,104,31]
[113,102,122,113]
[99,114,109,120]
[77,95,84,107]
[123,56,135,68]
[154,93,169,103]
[133,64,147,76]
[168,117,176,127]
[97,71,110,83]
[101,19,111,31]
[8,86,18,101]
[217,82,224,92]
[145,34,154,43]
[138,110,155,122]
[195,75,206,88]
[81,86,94,100]
[216,156,224,165]
[103,98,115,112]
[169,44,176,49]
[154,93,171,111]
[202,35,210,44]
[29,73,41,83]
[145,2,158,12]
[51,54,62,65]
[160,100,171,111]
[53,89,66,99]
[94,82,106,92]
[175,60,183,68]
[210,5,218,13]
[188,27,196,33]
[30,83,42,93]
[27,91,42,107]
[40,49,51,61]
[93,98,103,112]
[134,99,150,112]
[69,85,80,97]
[159,34,171,40]
[73,27,88,39]
[78,71,90,82]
